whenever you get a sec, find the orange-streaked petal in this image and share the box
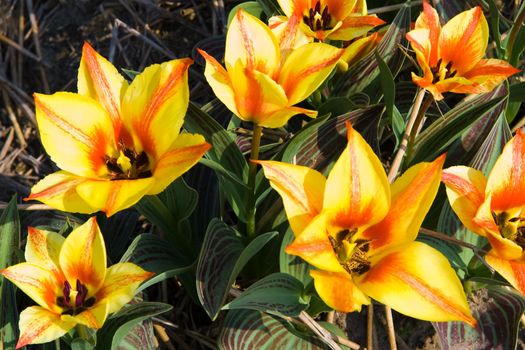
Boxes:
[61,301,108,329]
[486,129,525,213]
[257,160,326,235]
[276,0,296,17]
[484,229,523,261]
[442,165,487,235]
[439,6,488,75]
[329,15,385,41]
[485,252,525,294]
[96,263,154,314]
[150,133,211,194]
[59,217,106,295]
[34,92,115,178]
[285,213,346,273]
[1,263,62,313]
[414,0,441,66]
[258,105,317,128]
[121,58,192,158]
[269,14,310,57]
[457,59,520,94]
[356,242,475,325]
[225,10,280,76]
[310,270,370,312]
[363,154,445,254]
[78,42,128,135]
[25,171,97,214]
[323,123,390,230]
[406,28,434,83]
[16,306,76,349]
[278,42,343,105]
[341,33,379,68]
[25,227,65,272]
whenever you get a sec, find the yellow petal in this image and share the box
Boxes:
[61,301,108,329]
[121,58,192,158]
[269,15,310,57]
[78,42,128,135]
[150,133,211,194]
[278,42,343,105]
[285,213,346,273]
[413,0,441,66]
[341,33,379,68]
[455,59,520,94]
[363,154,445,254]
[330,15,385,41]
[225,10,280,76]
[486,252,525,294]
[25,227,64,272]
[59,217,106,295]
[406,28,434,79]
[25,171,97,214]
[276,0,295,17]
[16,306,76,349]
[257,160,326,235]
[323,123,390,230]
[484,229,523,261]
[258,105,317,128]
[439,6,488,74]
[34,92,116,178]
[310,270,370,312]
[95,263,154,314]
[356,242,475,325]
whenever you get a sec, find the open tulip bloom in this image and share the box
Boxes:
[406,0,519,101]
[26,42,211,216]
[1,217,153,348]
[443,130,525,295]
[258,123,475,325]
[199,9,344,128]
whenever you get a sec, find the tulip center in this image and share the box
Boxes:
[303,1,333,31]
[493,211,525,248]
[431,58,457,84]
[328,228,371,275]
[57,279,96,316]
[104,144,152,180]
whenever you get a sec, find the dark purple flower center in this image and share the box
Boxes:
[431,59,457,84]
[328,228,371,276]
[56,279,96,315]
[303,1,333,31]
[104,141,152,180]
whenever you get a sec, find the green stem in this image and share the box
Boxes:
[404,93,434,163]
[76,324,89,341]
[246,124,263,239]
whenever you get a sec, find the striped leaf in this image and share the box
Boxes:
[117,319,156,350]
[256,0,282,16]
[433,0,477,21]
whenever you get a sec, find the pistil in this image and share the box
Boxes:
[328,229,371,276]
[56,279,96,315]
[303,1,332,31]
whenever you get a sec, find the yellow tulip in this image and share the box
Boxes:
[199,10,344,128]
[1,217,153,348]
[258,123,475,325]
[443,130,525,295]
[26,43,210,216]
[406,0,519,100]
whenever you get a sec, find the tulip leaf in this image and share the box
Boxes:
[218,309,336,350]
[280,228,312,286]
[96,302,172,350]
[196,219,277,320]
[0,196,20,347]
[223,273,308,317]
[433,286,525,350]
[256,0,282,17]
[509,82,525,102]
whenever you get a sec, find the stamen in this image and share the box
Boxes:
[104,144,151,180]
[302,1,333,31]
[63,280,71,305]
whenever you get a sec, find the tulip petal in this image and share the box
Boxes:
[278,42,342,105]
[285,214,346,273]
[78,42,128,134]
[121,58,192,158]
[442,166,487,235]
[25,227,65,271]
[269,15,310,57]
[330,15,385,41]
[151,133,211,194]
[310,270,370,312]
[61,301,108,329]
[363,155,445,254]
[96,262,153,314]
[225,10,280,76]
[484,229,523,261]
[414,0,441,66]
[439,6,488,74]
[259,105,317,128]
[455,59,520,94]
[276,0,296,17]
[406,29,434,83]
[323,123,390,230]
[485,252,525,294]
[356,242,475,325]
[341,33,379,67]
[34,92,115,178]
[16,306,76,349]
[257,160,326,235]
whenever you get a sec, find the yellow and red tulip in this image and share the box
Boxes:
[258,123,475,325]
[406,0,519,100]
[442,130,525,294]
[199,10,344,128]
[26,42,210,216]
[0,217,153,348]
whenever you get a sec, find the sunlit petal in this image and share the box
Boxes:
[61,301,108,329]
[25,227,64,271]
[484,230,523,261]
[258,105,317,128]
[310,270,370,312]
[16,306,75,349]
[486,252,525,294]
[330,15,385,41]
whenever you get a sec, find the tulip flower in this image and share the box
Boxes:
[0,217,153,348]
[258,123,475,324]
[198,10,344,128]
[406,0,519,100]
[26,42,210,216]
[442,130,525,294]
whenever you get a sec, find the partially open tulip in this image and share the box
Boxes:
[406,0,519,100]
[26,42,210,216]
[1,217,153,348]
[442,130,525,295]
[199,9,344,128]
[258,123,475,325]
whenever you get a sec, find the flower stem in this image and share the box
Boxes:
[385,305,397,350]
[367,304,374,350]
[404,93,434,163]
[246,124,263,239]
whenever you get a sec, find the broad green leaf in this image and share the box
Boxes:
[117,319,156,350]
[509,82,525,102]
[486,0,504,57]
[280,228,312,286]
[71,338,94,350]
[256,0,282,17]
[196,219,277,320]
[433,1,476,21]
[223,273,308,317]
[505,2,525,66]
